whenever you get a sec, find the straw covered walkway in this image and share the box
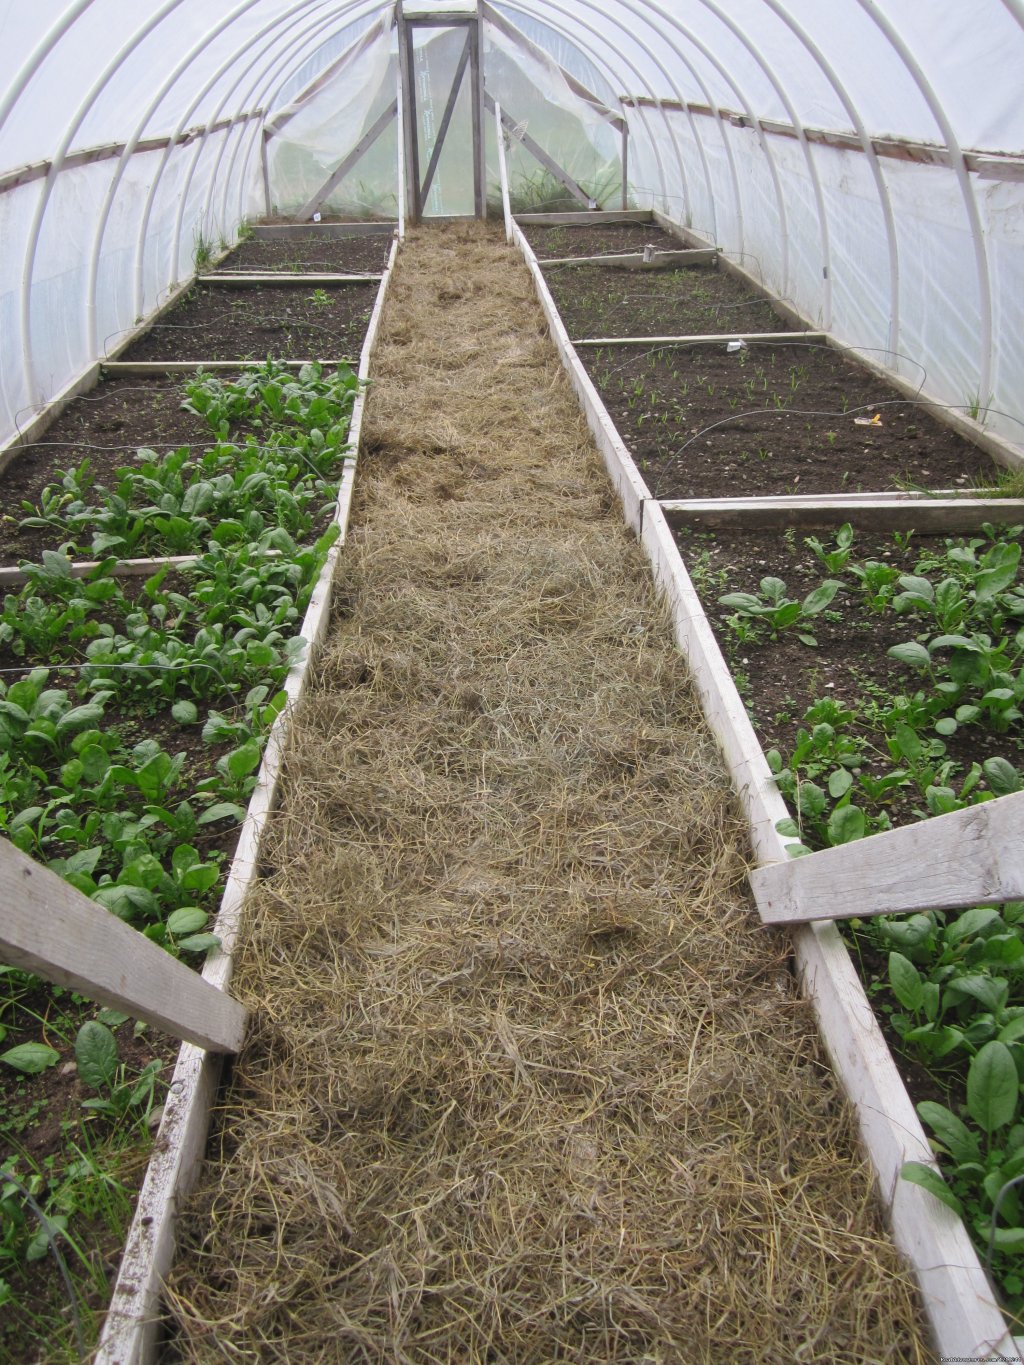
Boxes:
[166,222,928,1362]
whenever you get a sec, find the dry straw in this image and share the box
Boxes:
[165,222,929,1363]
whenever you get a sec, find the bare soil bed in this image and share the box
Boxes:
[580,338,995,498]
[163,222,928,1363]
[543,261,791,338]
[121,283,374,363]
[522,219,683,259]
[216,232,391,274]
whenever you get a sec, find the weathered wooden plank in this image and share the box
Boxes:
[0,840,247,1053]
[621,98,1024,184]
[0,113,264,197]
[662,495,1024,532]
[751,792,1024,926]
[514,209,653,226]
[495,100,513,242]
[0,550,285,586]
[203,272,382,285]
[541,248,717,269]
[573,330,822,347]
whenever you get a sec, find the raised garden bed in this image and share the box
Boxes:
[120,284,374,363]
[522,219,683,259]
[213,231,391,275]
[580,338,997,498]
[0,229,394,1359]
[541,261,791,339]
[673,516,1024,1322]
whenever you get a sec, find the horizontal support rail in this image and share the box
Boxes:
[751,792,1024,926]
[620,98,1024,183]
[541,248,716,269]
[0,550,284,588]
[661,494,1024,532]
[573,330,822,347]
[0,840,248,1053]
[0,112,265,196]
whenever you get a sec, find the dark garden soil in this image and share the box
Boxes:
[673,521,1024,823]
[544,261,791,338]
[121,283,374,363]
[580,338,996,498]
[523,219,683,259]
[0,1001,177,1364]
[215,232,392,275]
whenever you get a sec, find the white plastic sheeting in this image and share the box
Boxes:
[1,0,1023,448]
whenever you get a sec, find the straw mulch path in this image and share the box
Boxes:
[165,222,929,1363]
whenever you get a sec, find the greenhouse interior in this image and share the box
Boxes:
[1,1,1023,1360]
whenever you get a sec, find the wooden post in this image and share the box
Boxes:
[0,839,248,1053]
[471,12,486,218]
[396,2,421,225]
[495,100,512,242]
[750,792,1024,926]
[396,70,406,240]
[260,129,272,219]
[621,120,629,211]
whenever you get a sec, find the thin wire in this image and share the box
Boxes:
[652,395,1024,497]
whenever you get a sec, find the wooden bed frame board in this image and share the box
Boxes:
[661,494,1024,532]
[102,359,356,375]
[0,551,283,586]
[513,209,653,226]
[538,248,717,270]
[572,331,824,347]
[94,235,399,1365]
[202,272,383,286]
[513,224,650,535]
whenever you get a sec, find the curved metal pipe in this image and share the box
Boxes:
[0,0,94,137]
[606,0,788,287]
[760,0,901,358]
[146,0,355,314]
[852,0,993,409]
[85,0,288,353]
[19,0,188,406]
[224,2,390,233]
